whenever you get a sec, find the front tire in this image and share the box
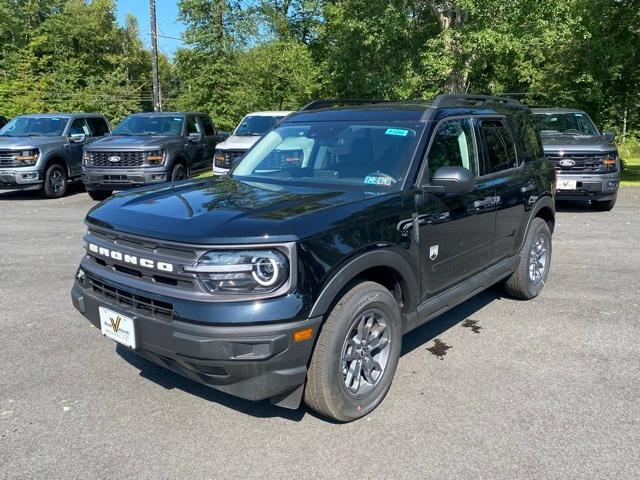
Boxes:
[171,163,187,182]
[504,217,552,299]
[304,281,402,422]
[87,189,112,201]
[42,163,67,198]
[591,196,616,211]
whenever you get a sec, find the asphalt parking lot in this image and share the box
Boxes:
[1,185,639,479]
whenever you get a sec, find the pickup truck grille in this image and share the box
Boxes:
[547,153,611,173]
[0,151,17,167]
[215,150,244,169]
[88,151,145,168]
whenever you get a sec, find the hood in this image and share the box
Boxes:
[0,136,63,150]
[215,135,260,152]
[540,134,617,154]
[86,135,183,151]
[86,176,387,244]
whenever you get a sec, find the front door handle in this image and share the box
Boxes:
[520,184,535,193]
[474,197,496,209]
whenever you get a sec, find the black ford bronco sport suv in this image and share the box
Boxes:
[71,95,555,422]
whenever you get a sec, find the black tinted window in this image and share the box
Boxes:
[426,118,478,179]
[187,116,201,134]
[87,117,110,136]
[69,118,90,136]
[480,120,517,175]
[200,116,215,136]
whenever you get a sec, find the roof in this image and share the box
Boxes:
[244,111,294,117]
[285,95,528,124]
[128,111,207,117]
[18,113,106,118]
[531,108,587,115]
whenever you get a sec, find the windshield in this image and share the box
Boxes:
[534,112,599,136]
[234,115,284,136]
[232,123,420,190]
[113,115,183,136]
[0,116,68,137]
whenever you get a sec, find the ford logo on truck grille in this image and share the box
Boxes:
[559,159,575,167]
[108,156,121,163]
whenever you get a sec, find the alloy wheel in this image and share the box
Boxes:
[528,233,548,284]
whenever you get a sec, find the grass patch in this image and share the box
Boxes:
[619,138,640,187]
[196,171,213,179]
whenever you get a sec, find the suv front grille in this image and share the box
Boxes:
[547,153,612,173]
[215,150,244,169]
[87,274,174,318]
[89,151,145,168]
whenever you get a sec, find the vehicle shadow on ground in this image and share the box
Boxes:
[116,285,505,422]
[0,181,85,200]
[554,199,595,213]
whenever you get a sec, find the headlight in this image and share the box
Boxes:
[143,150,165,166]
[15,149,39,166]
[184,248,291,296]
[600,154,618,172]
[82,151,92,165]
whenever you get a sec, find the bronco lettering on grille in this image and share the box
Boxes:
[88,243,174,273]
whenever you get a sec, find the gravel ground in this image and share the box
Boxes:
[1,185,639,480]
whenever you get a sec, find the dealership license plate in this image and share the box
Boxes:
[99,306,136,349]
[557,179,577,190]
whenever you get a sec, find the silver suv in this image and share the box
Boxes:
[0,113,111,198]
[82,112,221,201]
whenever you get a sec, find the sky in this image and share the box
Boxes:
[116,0,186,58]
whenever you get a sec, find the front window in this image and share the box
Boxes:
[0,116,68,137]
[113,115,183,136]
[232,123,421,190]
[234,115,285,136]
[534,112,599,136]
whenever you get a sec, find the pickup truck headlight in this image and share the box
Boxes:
[143,150,166,166]
[184,248,290,295]
[600,154,618,172]
[82,151,92,165]
[14,149,39,166]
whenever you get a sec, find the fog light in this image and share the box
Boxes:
[152,174,167,181]
[22,173,37,179]
[76,268,85,282]
[608,181,619,188]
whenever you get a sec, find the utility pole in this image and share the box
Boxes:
[150,0,162,112]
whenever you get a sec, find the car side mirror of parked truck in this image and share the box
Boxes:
[423,166,475,195]
[69,133,86,143]
[603,131,615,142]
[188,132,203,143]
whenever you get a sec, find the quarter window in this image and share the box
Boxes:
[479,120,517,175]
[426,118,478,180]
[200,116,216,136]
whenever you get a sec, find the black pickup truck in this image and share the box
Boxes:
[71,95,555,422]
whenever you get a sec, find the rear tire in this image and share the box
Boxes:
[591,196,616,211]
[42,163,67,198]
[304,281,402,422]
[87,189,112,201]
[504,217,552,300]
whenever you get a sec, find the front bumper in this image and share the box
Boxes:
[81,167,170,190]
[555,171,620,201]
[70,270,321,403]
[0,168,43,190]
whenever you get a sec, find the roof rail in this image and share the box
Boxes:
[299,98,388,111]
[432,94,521,108]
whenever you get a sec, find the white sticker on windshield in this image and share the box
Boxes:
[364,175,393,186]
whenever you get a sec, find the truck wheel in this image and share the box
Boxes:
[171,163,187,182]
[304,281,402,422]
[42,163,67,198]
[591,196,616,211]
[504,217,552,300]
[87,189,112,201]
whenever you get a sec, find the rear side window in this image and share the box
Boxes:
[87,117,110,137]
[479,119,517,175]
[426,118,478,180]
[187,116,201,134]
[69,118,90,136]
[200,116,216,136]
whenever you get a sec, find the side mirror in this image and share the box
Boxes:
[603,131,615,142]
[188,132,203,143]
[423,166,475,195]
[69,133,86,143]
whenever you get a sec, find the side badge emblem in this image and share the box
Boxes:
[429,245,439,261]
